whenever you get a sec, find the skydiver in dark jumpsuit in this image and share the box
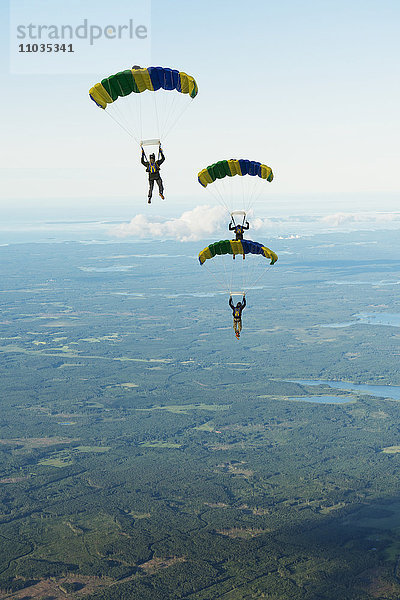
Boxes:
[141,147,165,204]
[229,220,249,241]
[229,219,249,259]
[229,295,246,338]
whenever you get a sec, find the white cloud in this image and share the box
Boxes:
[320,212,400,227]
[250,217,266,230]
[109,207,400,243]
[110,205,226,242]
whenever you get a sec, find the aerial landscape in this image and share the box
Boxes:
[1,0,400,598]
[1,226,400,599]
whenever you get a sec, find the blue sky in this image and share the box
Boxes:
[1,0,399,217]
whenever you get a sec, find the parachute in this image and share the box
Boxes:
[197,158,274,219]
[198,239,278,298]
[89,67,198,109]
[89,66,198,146]
[198,159,273,188]
[199,239,278,265]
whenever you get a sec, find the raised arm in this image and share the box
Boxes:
[141,151,148,167]
[229,297,234,310]
[244,221,250,230]
[229,223,235,231]
[158,148,165,165]
[242,296,246,309]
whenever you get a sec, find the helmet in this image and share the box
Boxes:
[150,153,155,160]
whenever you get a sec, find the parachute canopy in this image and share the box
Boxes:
[89,67,198,109]
[198,160,273,188]
[199,239,278,265]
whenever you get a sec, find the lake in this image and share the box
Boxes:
[289,380,400,401]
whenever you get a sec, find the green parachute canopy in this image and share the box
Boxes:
[198,159,273,188]
[89,66,198,109]
[199,239,278,265]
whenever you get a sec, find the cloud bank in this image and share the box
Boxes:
[320,212,400,227]
[111,205,227,242]
[109,207,400,243]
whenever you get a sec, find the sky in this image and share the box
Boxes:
[0,0,399,226]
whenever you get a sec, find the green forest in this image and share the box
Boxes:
[1,231,400,599]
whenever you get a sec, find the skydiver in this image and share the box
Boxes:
[141,145,165,204]
[229,219,249,260]
[229,219,249,241]
[229,294,246,339]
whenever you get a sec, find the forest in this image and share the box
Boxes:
[0,230,400,599]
